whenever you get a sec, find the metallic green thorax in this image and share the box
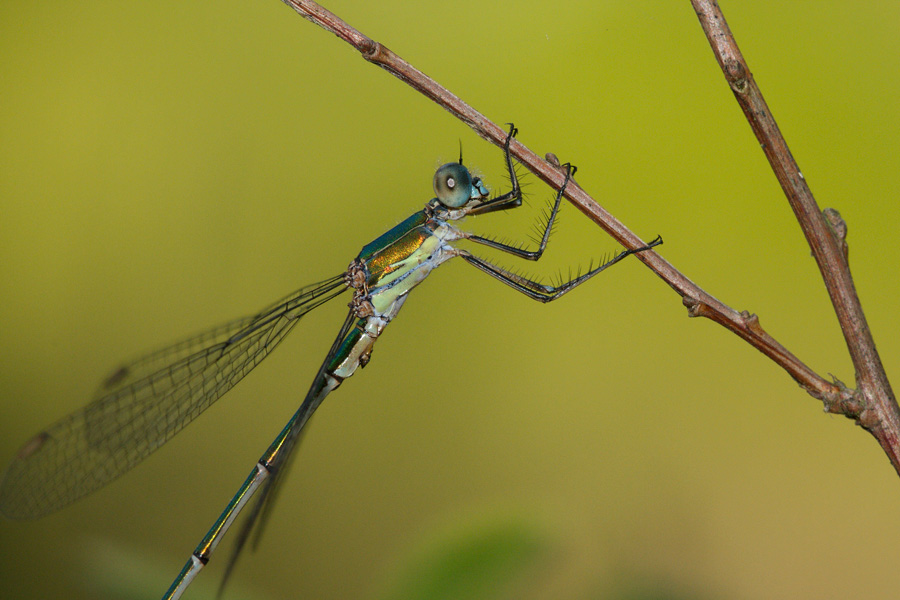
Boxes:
[326,202,475,386]
[313,150,497,393]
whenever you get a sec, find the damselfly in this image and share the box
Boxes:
[0,125,662,599]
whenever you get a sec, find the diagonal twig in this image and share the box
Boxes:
[280,0,899,474]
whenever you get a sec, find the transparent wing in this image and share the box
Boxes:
[0,275,348,520]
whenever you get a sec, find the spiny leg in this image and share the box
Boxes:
[463,142,661,301]
[466,123,523,216]
[460,235,663,303]
[468,161,578,261]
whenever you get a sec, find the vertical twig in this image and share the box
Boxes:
[690,0,900,470]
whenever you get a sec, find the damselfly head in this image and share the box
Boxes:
[433,162,488,208]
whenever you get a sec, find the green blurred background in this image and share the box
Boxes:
[2,1,899,599]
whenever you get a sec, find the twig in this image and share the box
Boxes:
[691,0,900,472]
[280,0,900,474]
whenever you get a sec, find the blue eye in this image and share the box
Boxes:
[433,163,473,208]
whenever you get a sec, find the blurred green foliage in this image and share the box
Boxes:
[1,2,899,600]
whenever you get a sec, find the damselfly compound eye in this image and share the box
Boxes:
[433,162,472,207]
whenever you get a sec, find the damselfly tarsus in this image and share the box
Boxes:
[0,125,662,599]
